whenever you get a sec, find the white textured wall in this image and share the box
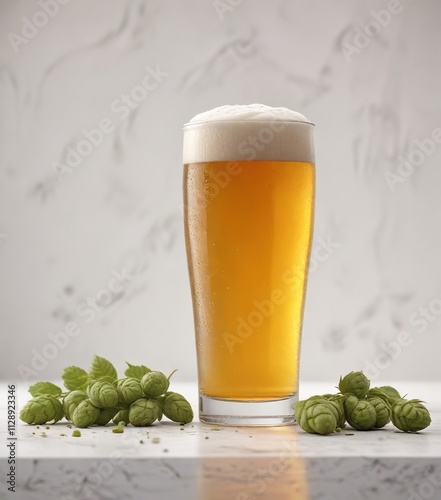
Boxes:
[1,0,440,384]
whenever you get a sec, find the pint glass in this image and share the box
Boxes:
[183,104,315,425]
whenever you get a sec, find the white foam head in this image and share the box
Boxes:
[183,104,314,164]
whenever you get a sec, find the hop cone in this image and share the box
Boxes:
[294,398,341,435]
[117,378,144,406]
[63,390,87,421]
[378,386,401,404]
[72,400,100,428]
[162,392,193,424]
[366,395,390,428]
[141,371,169,398]
[129,398,160,426]
[20,395,64,425]
[320,394,346,429]
[391,399,431,432]
[338,371,370,399]
[88,380,118,409]
[344,395,376,430]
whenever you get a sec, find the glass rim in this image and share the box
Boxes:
[183,119,315,129]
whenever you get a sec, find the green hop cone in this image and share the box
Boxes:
[294,398,341,435]
[129,398,160,426]
[162,392,193,424]
[113,409,130,426]
[368,387,401,407]
[320,394,346,429]
[344,395,376,430]
[338,371,370,399]
[95,408,118,426]
[72,400,100,428]
[88,380,119,409]
[140,371,170,398]
[20,395,64,425]
[366,395,391,428]
[378,386,401,403]
[117,378,144,406]
[391,399,431,433]
[367,388,389,405]
[63,390,87,421]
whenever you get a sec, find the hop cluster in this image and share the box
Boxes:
[20,356,193,429]
[294,371,431,435]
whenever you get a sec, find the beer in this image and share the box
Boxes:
[183,104,315,424]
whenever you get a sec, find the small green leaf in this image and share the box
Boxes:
[89,355,117,382]
[29,382,62,397]
[62,366,89,391]
[124,362,151,380]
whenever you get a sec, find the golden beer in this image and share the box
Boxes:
[183,105,315,424]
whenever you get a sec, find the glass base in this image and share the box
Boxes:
[199,393,298,426]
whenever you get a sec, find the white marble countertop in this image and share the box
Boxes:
[1,382,440,500]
